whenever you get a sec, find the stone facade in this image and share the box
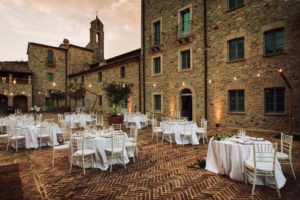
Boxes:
[142,0,300,132]
[142,0,205,122]
[0,61,33,113]
[69,49,141,114]
[206,0,300,132]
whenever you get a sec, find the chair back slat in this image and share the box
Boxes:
[253,143,277,170]
[280,132,293,155]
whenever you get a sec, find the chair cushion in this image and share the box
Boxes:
[0,134,8,138]
[105,147,123,153]
[11,135,25,140]
[54,144,69,150]
[196,127,204,133]
[277,152,289,160]
[126,141,136,147]
[245,159,274,171]
[74,149,95,156]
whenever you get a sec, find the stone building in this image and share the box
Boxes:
[141,0,300,132]
[0,61,33,113]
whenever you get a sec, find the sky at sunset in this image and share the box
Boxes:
[0,0,141,61]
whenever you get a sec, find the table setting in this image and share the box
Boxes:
[205,131,286,189]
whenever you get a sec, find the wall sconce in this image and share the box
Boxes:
[257,73,260,78]
[13,79,16,84]
[153,83,156,87]
[122,83,125,88]
[233,77,237,81]
[89,83,92,88]
[182,81,185,86]
[208,79,212,84]
[52,82,56,86]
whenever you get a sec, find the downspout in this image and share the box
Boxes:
[142,0,146,113]
[203,0,208,119]
[138,57,142,112]
[65,49,68,107]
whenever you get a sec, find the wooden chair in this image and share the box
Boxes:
[180,122,194,146]
[37,123,51,149]
[69,134,95,175]
[151,118,163,142]
[162,122,175,146]
[277,133,296,180]
[105,132,126,172]
[6,126,25,152]
[196,120,208,144]
[50,125,72,167]
[126,127,138,162]
[244,143,280,198]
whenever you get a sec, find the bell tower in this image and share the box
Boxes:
[86,15,104,64]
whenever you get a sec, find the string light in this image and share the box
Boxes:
[257,73,260,78]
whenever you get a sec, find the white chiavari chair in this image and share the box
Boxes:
[180,122,194,146]
[151,118,163,143]
[196,119,208,144]
[6,126,25,152]
[277,132,296,180]
[126,126,138,162]
[162,122,175,146]
[244,143,280,198]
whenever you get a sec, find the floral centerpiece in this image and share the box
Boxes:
[30,105,41,122]
[212,133,232,141]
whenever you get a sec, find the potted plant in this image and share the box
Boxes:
[103,81,133,125]
[49,90,66,112]
[68,83,86,110]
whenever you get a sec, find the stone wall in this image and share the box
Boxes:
[27,44,66,108]
[67,47,93,75]
[206,0,300,132]
[70,59,140,114]
[143,0,205,123]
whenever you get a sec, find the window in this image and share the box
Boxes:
[153,57,161,74]
[120,66,125,78]
[229,0,244,9]
[179,8,191,38]
[153,21,161,45]
[47,50,54,66]
[153,94,162,111]
[98,72,102,82]
[98,95,102,106]
[180,49,191,69]
[229,90,244,112]
[228,37,244,61]
[264,29,284,55]
[47,73,54,81]
[81,76,84,83]
[265,88,285,113]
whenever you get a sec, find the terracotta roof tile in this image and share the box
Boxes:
[0,61,32,74]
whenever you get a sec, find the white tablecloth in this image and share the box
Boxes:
[10,124,60,149]
[205,138,286,189]
[74,131,133,170]
[124,114,148,129]
[65,114,92,128]
[160,121,199,145]
[1,116,34,127]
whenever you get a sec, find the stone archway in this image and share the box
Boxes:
[13,95,28,112]
[176,84,197,121]
[0,94,8,114]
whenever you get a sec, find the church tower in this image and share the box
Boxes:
[86,16,104,64]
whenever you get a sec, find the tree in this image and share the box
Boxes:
[49,90,66,109]
[103,81,133,115]
[68,83,86,107]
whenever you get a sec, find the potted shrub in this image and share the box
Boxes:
[103,81,133,125]
[49,90,66,112]
[68,83,86,110]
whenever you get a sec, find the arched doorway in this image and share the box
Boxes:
[13,95,28,112]
[0,95,8,114]
[180,89,192,121]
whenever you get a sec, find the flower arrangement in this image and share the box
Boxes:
[212,133,232,141]
[30,105,41,112]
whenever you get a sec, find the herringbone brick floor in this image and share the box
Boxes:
[0,125,299,199]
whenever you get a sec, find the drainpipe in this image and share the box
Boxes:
[138,57,142,112]
[203,0,208,119]
[142,0,146,114]
[65,49,68,107]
